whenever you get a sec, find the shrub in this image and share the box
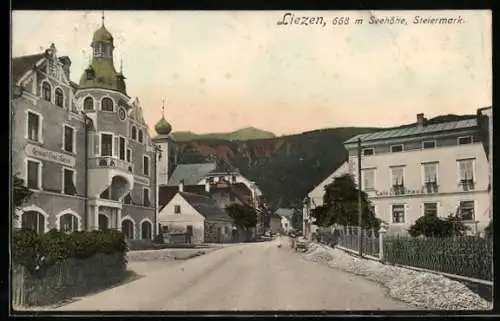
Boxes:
[408,214,469,238]
[12,228,127,272]
[484,220,492,238]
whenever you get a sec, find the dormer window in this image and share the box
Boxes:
[42,81,51,101]
[101,97,114,112]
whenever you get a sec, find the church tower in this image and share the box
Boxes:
[152,99,174,186]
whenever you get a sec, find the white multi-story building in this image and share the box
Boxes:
[304,110,492,237]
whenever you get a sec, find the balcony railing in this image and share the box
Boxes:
[460,179,475,191]
[392,184,405,195]
[92,156,134,173]
[424,182,439,193]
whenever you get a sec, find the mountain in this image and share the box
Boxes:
[171,127,276,142]
[171,114,476,208]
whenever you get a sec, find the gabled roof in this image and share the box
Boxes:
[344,118,477,144]
[12,53,45,85]
[158,182,253,209]
[180,192,233,222]
[167,162,218,186]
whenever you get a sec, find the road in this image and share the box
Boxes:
[56,240,415,311]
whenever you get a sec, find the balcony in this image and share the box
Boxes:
[424,182,439,193]
[460,179,475,192]
[92,156,134,173]
[88,156,134,199]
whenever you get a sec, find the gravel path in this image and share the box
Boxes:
[54,241,414,311]
[303,243,493,311]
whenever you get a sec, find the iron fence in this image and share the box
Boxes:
[316,225,379,257]
[383,235,493,281]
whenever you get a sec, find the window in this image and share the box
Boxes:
[126,148,132,163]
[59,213,78,233]
[27,111,41,142]
[119,137,126,160]
[55,88,64,107]
[22,211,45,234]
[141,221,152,240]
[422,141,436,149]
[363,148,374,156]
[93,45,103,58]
[458,201,475,221]
[423,203,438,217]
[391,166,405,195]
[123,193,131,204]
[27,159,41,190]
[131,126,137,140]
[391,204,405,223]
[98,214,109,230]
[63,168,76,195]
[121,219,134,239]
[422,162,438,193]
[42,81,51,101]
[457,159,474,190]
[101,97,114,112]
[63,125,75,153]
[143,156,150,176]
[83,97,94,110]
[231,175,237,183]
[391,144,404,153]
[143,188,150,207]
[138,130,144,143]
[161,225,169,234]
[458,136,473,145]
[174,205,181,214]
[361,168,375,190]
[101,133,113,156]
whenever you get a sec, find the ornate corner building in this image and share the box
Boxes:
[11,18,173,241]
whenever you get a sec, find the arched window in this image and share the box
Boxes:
[42,81,51,101]
[122,219,135,239]
[22,211,46,234]
[55,88,64,107]
[98,214,109,230]
[138,130,143,143]
[141,221,152,240]
[131,126,137,140]
[83,97,94,110]
[101,97,114,112]
[59,213,79,233]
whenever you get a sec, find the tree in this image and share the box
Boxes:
[13,174,32,220]
[310,173,380,229]
[291,208,303,230]
[225,203,257,229]
[408,214,469,238]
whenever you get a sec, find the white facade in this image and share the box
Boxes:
[281,216,292,232]
[303,162,350,237]
[158,193,204,244]
[154,138,170,186]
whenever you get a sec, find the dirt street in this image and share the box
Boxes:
[55,241,415,311]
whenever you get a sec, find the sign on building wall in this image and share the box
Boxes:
[25,144,76,167]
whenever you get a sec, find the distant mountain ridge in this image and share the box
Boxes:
[171,127,276,142]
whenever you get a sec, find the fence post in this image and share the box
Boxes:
[379,225,387,262]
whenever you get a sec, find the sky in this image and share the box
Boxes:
[12,10,491,136]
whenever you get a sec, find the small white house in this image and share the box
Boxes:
[158,191,234,244]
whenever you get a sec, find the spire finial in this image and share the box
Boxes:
[162,98,165,118]
[101,11,105,26]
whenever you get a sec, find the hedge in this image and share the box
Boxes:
[383,235,493,281]
[12,228,128,307]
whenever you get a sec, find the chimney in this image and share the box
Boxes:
[417,113,425,127]
[205,180,210,193]
[178,180,184,192]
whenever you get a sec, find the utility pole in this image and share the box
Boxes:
[357,138,363,257]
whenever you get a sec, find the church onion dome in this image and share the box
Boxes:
[155,117,172,135]
[92,25,114,45]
